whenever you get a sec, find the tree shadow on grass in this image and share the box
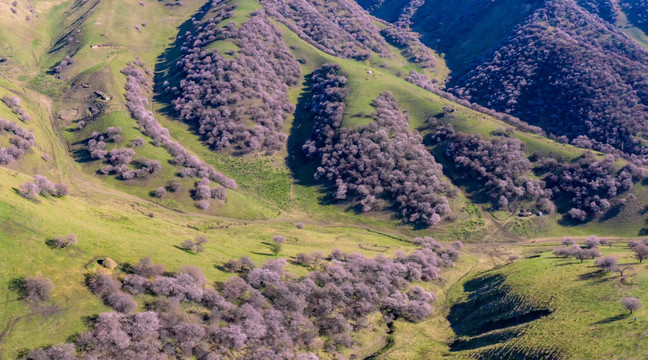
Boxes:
[172,245,195,255]
[251,251,273,256]
[554,261,580,266]
[8,277,26,299]
[578,270,606,281]
[592,313,627,325]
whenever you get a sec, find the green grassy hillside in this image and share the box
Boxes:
[440,239,648,359]
[1,0,648,358]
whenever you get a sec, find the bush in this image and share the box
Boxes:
[262,0,390,59]
[538,153,643,219]
[180,236,207,254]
[50,234,77,248]
[295,253,313,267]
[195,200,210,210]
[18,176,68,199]
[133,257,165,278]
[153,187,167,198]
[26,344,76,360]
[167,180,182,193]
[24,276,54,303]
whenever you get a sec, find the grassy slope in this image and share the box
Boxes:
[6,0,645,239]
[437,240,648,359]
[0,167,425,358]
[1,0,648,358]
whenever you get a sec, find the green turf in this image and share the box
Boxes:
[2,0,648,358]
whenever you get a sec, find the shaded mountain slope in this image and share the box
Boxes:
[360,0,648,161]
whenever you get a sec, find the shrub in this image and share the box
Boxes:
[168,180,182,192]
[18,182,40,199]
[130,137,145,147]
[18,176,68,199]
[51,234,77,248]
[153,187,167,198]
[180,236,207,254]
[104,291,137,313]
[262,0,390,59]
[195,200,210,210]
[26,344,76,360]
[133,257,165,278]
[441,130,551,211]
[295,253,314,267]
[181,240,197,253]
[538,153,643,219]
[272,235,286,243]
[24,276,54,303]
[269,238,283,256]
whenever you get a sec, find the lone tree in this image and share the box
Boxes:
[632,244,648,263]
[270,235,286,256]
[180,240,196,253]
[180,236,208,255]
[622,297,642,314]
[194,236,208,254]
[599,238,611,248]
[584,236,600,249]
[616,264,633,278]
[561,237,575,246]
[595,256,618,272]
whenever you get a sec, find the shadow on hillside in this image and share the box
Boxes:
[473,345,562,360]
[286,74,317,187]
[447,273,553,356]
[153,0,213,117]
[285,75,347,208]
